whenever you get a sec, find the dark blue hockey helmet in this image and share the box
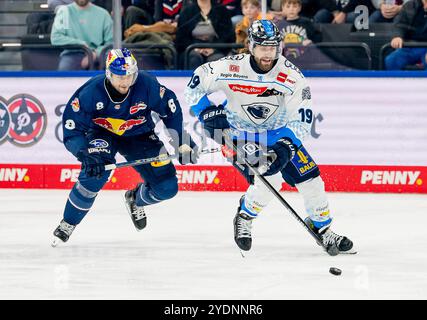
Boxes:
[105,48,138,84]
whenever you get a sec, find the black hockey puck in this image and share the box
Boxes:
[329,267,342,276]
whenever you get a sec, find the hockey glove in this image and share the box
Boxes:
[77,149,109,178]
[199,105,230,144]
[264,138,296,176]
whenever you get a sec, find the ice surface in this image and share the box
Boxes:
[0,189,426,299]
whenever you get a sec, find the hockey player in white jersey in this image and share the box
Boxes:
[184,19,354,254]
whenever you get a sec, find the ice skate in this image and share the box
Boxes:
[305,217,356,254]
[52,220,76,247]
[124,184,147,231]
[233,197,254,252]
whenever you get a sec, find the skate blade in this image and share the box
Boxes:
[340,248,358,255]
[239,250,246,258]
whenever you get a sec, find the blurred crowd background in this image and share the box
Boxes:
[1,0,426,71]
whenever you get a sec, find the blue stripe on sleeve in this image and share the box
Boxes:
[190,95,211,118]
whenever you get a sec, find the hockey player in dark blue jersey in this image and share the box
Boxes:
[52,48,198,246]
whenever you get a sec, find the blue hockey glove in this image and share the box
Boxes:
[77,149,109,178]
[199,105,230,144]
[264,138,296,176]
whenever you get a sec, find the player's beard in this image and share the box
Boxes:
[75,0,90,7]
[256,57,275,72]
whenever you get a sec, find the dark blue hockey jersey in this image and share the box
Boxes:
[62,71,183,157]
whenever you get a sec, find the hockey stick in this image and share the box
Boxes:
[104,147,221,171]
[223,131,339,256]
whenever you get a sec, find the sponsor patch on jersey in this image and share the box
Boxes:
[229,84,268,95]
[130,102,147,114]
[276,72,288,83]
[242,142,262,155]
[291,147,318,176]
[220,54,245,61]
[285,76,296,85]
[229,64,240,72]
[89,139,109,149]
[241,102,278,125]
[88,139,111,154]
[302,86,311,100]
[93,117,146,135]
[257,88,283,97]
[284,59,303,76]
[159,86,166,98]
[71,97,80,112]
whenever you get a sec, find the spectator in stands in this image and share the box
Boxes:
[218,0,244,26]
[276,0,321,45]
[48,0,73,13]
[51,0,113,70]
[48,0,122,12]
[235,0,273,52]
[124,0,157,29]
[370,0,409,23]
[331,0,360,23]
[300,0,374,24]
[26,11,55,36]
[175,0,235,69]
[385,0,427,70]
[124,0,183,38]
[270,0,285,17]
[25,0,71,36]
[299,0,338,23]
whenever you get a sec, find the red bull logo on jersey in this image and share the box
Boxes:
[129,103,147,114]
[159,86,166,98]
[93,118,114,131]
[71,97,80,112]
[361,170,422,185]
[93,117,146,135]
[118,118,145,131]
[228,84,267,95]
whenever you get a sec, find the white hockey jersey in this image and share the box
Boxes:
[184,54,313,145]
